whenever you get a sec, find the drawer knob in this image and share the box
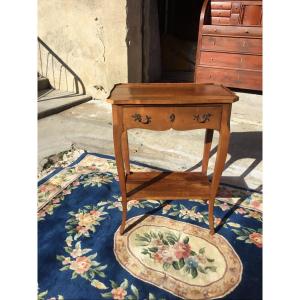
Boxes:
[193,113,212,123]
[170,113,175,122]
[132,113,152,124]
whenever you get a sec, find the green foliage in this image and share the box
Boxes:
[100,292,113,298]
[183,236,189,244]
[199,247,205,254]
[172,261,180,270]
[191,267,198,278]
[131,284,139,299]
[37,290,48,300]
[120,279,129,289]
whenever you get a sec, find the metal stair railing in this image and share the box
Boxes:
[38,37,86,95]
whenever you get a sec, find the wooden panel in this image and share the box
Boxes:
[202,25,262,37]
[126,172,211,200]
[195,67,262,90]
[241,5,262,25]
[108,83,238,104]
[199,51,262,70]
[211,1,232,10]
[122,105,222,130]
[211,9,231,17]
[201,36,262,54]
[211,17,231,25]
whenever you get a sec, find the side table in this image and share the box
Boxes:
[107,83,238,235]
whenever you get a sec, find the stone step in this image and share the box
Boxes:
[38,77,51,91]
[38,89,92,119]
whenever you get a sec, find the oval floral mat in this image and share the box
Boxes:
[114,215,242,299]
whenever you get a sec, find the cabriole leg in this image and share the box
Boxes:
[112,105,128,235]
[202,129,214,176]
[122,130,130,175]
[209,105,231,235]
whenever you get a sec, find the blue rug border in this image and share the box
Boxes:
[38,151,262,194]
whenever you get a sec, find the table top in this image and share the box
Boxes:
[107,83,238,105]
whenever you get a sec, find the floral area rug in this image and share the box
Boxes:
[38,153,262,300]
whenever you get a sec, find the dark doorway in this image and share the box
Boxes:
[142,0,203,82]
[145,0,202,83]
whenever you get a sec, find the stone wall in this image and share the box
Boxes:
[38,0,142,99]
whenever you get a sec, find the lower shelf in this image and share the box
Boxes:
[126,172,211,200]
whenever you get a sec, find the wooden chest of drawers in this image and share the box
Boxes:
[195,0,262,91]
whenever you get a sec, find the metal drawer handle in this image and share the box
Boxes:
[193,113,212,123]
[132,113,152,124]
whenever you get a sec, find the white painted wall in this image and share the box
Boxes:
[38,0,142,99]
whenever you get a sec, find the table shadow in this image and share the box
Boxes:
[187,131,262,192]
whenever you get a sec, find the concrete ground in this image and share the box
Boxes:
[38,91,262,191]
[38,88,92,119]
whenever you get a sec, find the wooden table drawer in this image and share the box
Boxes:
[201,36,262,54]
[195,67,262,90]
[123,106,222,130]
[199,51,262,70]
[211,1,232,10]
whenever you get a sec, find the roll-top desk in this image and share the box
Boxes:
[195,0,262,90]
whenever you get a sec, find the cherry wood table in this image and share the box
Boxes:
[107,83,238,235]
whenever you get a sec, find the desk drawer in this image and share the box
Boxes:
[123,106,222,130]
[201,36,262,54]
[211,1,232,10]
[195,67,262,90]
[202,25,262,37]
[199,51,262,70]
[211,9,231,17]
[211,17,231,25]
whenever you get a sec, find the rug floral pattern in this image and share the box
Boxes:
[38,153,262,300]
[114,216,242,299]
